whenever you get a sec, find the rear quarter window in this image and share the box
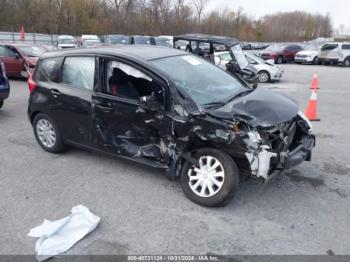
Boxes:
[341,44,350,50]
[35,57,62,83]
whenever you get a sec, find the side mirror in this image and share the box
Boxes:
[139,92,160,110]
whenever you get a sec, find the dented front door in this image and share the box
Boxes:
[92,57,173,164]
[92,94,172,164]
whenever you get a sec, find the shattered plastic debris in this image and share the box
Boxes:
[28,205,100,261]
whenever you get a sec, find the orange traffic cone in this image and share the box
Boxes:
[310,73,319,90]
[19,25,25,41]
[304,89,320,121]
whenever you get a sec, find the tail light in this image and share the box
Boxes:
[28,72,38,93]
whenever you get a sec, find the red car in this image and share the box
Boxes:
[259,44,303,64]
[0,43,46,77]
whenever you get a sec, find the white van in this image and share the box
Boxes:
[81,35,101,48]
[318,42,350,66]
[57,35,77,49]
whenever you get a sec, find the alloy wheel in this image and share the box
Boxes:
[188,156,225,198]
[36,119,56,148]
[258,72,269,82]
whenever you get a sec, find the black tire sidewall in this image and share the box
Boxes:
[180,148,239,207]
[33,113,64,153]
[0,100,3,109]
[344,58,350,67]
[277,56,283,64]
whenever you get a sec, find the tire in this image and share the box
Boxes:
[313,56,319,65]
[344,58,350,67]
[33,113,64,153]
[0,100,3,109]
[276,56,283,64]
[258,70,271,83]
[180,148,239,207]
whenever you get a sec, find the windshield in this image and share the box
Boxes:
[219,52,231,61]
[246,53,265,63]
[265,44,285,51]
[133,36,151,45]
[155,38,172,47]
[17,46,46,57]
[305,44,320,51]
[230,45,249,69]
[108,36,129,44]
[151,55,248,107]
[59,38,75,45]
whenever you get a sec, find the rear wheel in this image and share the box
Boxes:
[344,58,350,67]
[180,148,239,207]
[33,113,64,153]
[258,70,271,83]
[0,100,3,109]
[313,56,319,65]
[276,56,283,64]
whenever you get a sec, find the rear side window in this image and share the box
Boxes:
[35,57,62,82]
[321,44,338,51]
[61,57,95,91]
[341,44,350,50]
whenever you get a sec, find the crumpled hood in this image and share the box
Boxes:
[205,86,299,127]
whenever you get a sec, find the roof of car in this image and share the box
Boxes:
[173,34,239,47]
[41,45,187,61]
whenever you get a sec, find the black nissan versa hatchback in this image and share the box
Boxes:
[28,45,315,207]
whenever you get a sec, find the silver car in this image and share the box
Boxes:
[245,52,283,83]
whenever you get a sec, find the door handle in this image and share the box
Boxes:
[50,89,61,97]
[96,105,113,112]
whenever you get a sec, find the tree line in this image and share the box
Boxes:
[0,0,333,42]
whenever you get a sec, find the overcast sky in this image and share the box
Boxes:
[206,0,348,29]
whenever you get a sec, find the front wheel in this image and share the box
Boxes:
[33,113,64,153]
[344,58,350,67]
[313,56,319,65]
[0,100,3,109]
[258,70,271,83]
[180,148,239,207]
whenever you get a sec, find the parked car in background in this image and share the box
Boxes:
[27,45,315,207]
[174,34,258,88]
[131,35,156,45]
[0,43,46,77]
[153,36,173,48]
[57,35,77,49]
[295,44,321,64]
[318,42,350,66]
[0,60,10,109]
[259,44,303,64]
[245,52,283,83]
[81,35,101,48]
[158,35,174,46]
[102,35,131,45]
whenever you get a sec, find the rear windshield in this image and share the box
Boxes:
[321,44,338,51]
[108,35,130,44]
[133,36,151,45]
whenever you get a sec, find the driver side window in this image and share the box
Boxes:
[104,60,165,105]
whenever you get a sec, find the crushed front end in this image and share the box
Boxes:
[239,111,315,180]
